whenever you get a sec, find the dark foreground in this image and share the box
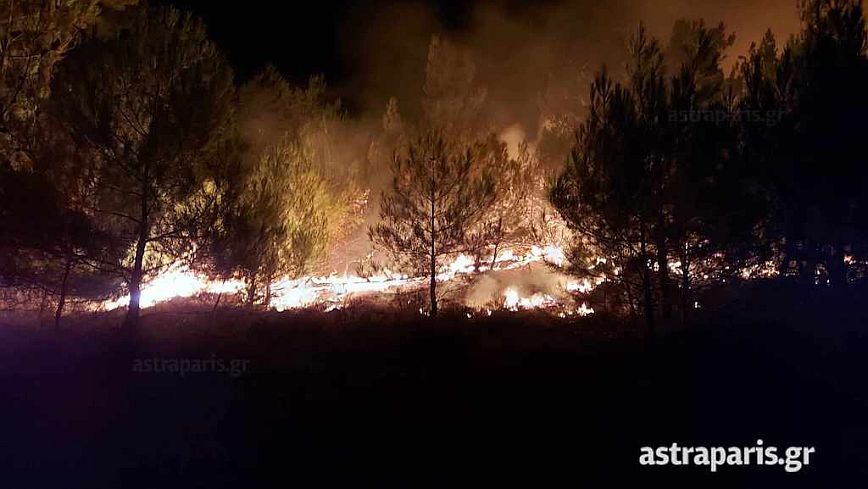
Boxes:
[1,283,867,488]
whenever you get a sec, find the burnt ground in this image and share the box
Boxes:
[1,282,867,488]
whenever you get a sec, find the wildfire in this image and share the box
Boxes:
[503,287,557,310]
[102,263,245,310]
[738,260,779,280]
[565,278,597,294]
[269,272,422,311]
[101,245,599,316]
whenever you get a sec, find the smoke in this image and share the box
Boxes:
[240,0,803,277]
[463,263,575,309]
[330,0,803,223]
[339,0,800,138]
[499,123,528,160]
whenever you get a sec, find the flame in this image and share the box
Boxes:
[102,245,599,316]
[565,278,596,293]
[503,287,558,311]
[436,253,476,280]
[269,272,421,311]
[501,285,595,316]
[102,263,244,310]
[738,259,779,280]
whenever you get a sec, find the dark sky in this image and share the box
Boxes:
[158,0,477,83]
[155,0,570,114]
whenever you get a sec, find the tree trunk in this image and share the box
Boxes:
[429,229,437,317]
[489,217,503,270]
[680,246,690,325]
[490,241,500,271]
[640,235,655,336]
[429,161,437,318]
[429,266,437,317]
[655,219,671,320]
[265,279,272,310]
[212,292,222,313]
[54,253,73,329]
[829,241,848,289]
[624,276,637,321]
[642,265,655,336]
[246,275,257,308]
[124,200,149,329]
[124,237,146,329]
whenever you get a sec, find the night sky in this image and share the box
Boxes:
[155,0,565,113]
[157,0,478,83]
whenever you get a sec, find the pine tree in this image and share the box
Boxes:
[370,132,496,316]
[551,64,659,331]
[49,4,235,327]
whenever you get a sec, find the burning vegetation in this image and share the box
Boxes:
[1,0,868,331]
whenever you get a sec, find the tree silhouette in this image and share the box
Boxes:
[553,21,762,329]
[0,1,138,325]
[0,160,121,326]
[49,4,235,327]
[201,68,364,306]
[738,0,868,287]
[551,65,659,331]
[664,19,762,323]
[791,0,868,287]
[370,132,495,316]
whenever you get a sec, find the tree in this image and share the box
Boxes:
[370,132,496,316]
[0,2,138,323]
[1,0,95,165]
[552,23,675,332]
[735,0,868,288]
[1,0,104,278]
[736,31,802,282]
[209,139,343,306]
[49,4,235,327]
[551,64,659,331]
[664,19,762,323]
[376,37,542,278]
[237,67,366,261]
[0,0,137,168]
[789,0,868,288]
[0,158,122,326]
[465,134,539,270]
[627,24,672,322]
[552,20,765,329]
[422,35,488,138]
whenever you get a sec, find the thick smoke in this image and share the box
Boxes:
[339,0,800,138]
